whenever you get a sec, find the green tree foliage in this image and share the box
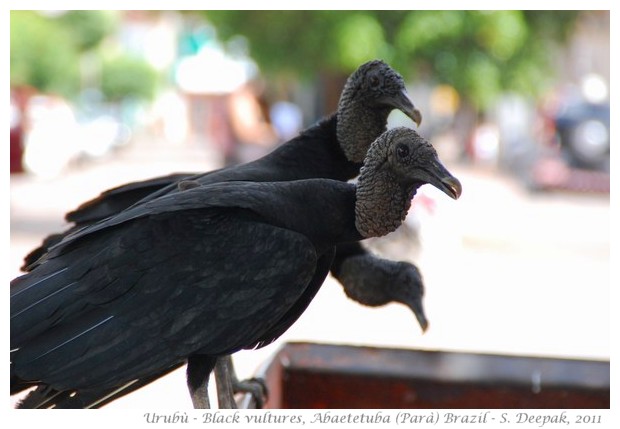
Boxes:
[100,55,159,102]
[56,10,116,52]
[206,11,389,76]
[10,11,80,97]
[11,11,158,103]
[206,10,578,109]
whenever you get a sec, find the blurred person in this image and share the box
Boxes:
[270,100,303,142]
[151,90,190,145]
[22,95,81,178]
[227,79,278,165]
[10,92,25,174]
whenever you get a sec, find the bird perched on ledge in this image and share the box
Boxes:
[11,127,461,409]
[15,60,432,409]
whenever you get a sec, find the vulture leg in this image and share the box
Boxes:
[216,355,268,409]
[214,357,236,408]
[186,355,218,409]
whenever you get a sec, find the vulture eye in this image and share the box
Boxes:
[369,75,381,88]
[396,143,410,159]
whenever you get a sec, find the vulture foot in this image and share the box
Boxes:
[233,377,268,409]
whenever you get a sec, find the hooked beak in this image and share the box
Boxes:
[381,89,422,127]
[424,159,462,200]
[405,295,429,333]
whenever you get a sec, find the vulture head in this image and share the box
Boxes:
[337,60,423,163]
[355,127,462,238]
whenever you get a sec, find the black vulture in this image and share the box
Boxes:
[11,127,461,409]
[22,59,422,268]
[15,60,429,408]
[20,61,428,332]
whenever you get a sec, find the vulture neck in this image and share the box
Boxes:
[337,101,391,164]
[355,168,417,239]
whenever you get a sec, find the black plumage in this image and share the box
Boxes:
[14,60,430,408]
[22,61,429,337]
[11,127,461,409]
[22,60,422,272]
[21,60,428,324]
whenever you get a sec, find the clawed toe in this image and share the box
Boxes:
[233,377,268,408]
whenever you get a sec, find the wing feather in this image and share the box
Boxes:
[12,209,317,391]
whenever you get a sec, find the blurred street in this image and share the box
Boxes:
[9,132,609,409]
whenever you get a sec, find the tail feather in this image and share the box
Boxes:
[11,374,35,396]
[21,233,67,271]
[15,385,70,409]
[15,385,109,409]
[12,362,185,409]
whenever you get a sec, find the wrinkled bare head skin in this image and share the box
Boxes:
[355,127,462,238]
[337,60,422,163]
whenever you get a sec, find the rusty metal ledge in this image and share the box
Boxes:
[248,342,609,409]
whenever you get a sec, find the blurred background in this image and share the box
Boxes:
[10,10,610,408]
